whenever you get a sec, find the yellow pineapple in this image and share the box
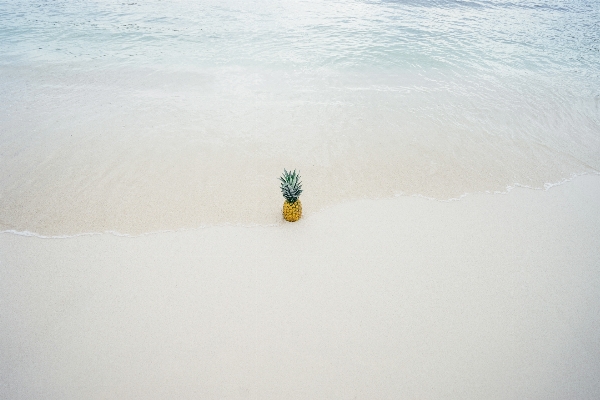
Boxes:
[279,169,303,222]
[283,199,302,222]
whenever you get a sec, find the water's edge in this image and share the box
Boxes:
[3,172,597,239]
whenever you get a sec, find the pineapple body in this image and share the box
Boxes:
[283,200,302,222]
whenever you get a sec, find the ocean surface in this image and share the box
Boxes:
[1,0,599,235]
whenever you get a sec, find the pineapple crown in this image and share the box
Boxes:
[279,169,303,203]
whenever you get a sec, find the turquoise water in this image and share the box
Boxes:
[1,0,599,234]
[2,0,599,74]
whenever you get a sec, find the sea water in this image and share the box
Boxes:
[1,0,599,235]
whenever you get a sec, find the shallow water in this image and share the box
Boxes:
[1,0,599,235]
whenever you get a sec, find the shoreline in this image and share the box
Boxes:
[2,171,598,239]
[1,174,599,399]
[3,62,598,237]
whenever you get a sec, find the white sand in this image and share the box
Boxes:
[1,175,600,399]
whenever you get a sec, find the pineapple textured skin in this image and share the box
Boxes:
[283,200,302,222]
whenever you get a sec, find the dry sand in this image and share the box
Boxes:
[1,175,600,399]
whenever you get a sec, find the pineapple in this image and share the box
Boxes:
[279,169,303,222]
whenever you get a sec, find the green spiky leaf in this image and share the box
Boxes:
[279,169,303,203]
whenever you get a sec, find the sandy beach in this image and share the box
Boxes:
[1,174,599,399]
[2,1,599,398]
